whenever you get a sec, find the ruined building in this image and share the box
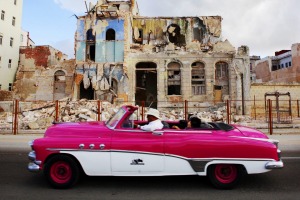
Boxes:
[254,43,300,83]
[14,0,251,114]
[73,0,251,113]
[14,45,70,100]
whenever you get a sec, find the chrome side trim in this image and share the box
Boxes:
[265,160,284,169]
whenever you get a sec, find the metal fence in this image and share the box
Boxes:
[1,98,300,135]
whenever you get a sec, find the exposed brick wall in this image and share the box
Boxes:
[0,91,13,101]
[20,46,51,67]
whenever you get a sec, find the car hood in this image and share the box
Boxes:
[44,121,108,138]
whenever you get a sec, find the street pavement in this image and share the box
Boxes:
[1,132,300,152]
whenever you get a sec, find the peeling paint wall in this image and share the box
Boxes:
[132,16,222,49]
[14,46,73,101]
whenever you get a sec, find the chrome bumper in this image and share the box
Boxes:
[27,151,41,172]
[28,162,40,172]
[265,160,284,169]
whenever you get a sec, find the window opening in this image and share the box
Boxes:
[167,62,181,95]
[86,29,96,61]
[134,29,143,44]
[106,28,116,40]
[8,59,12,68]
[10,37,13,47]
[191,62,205,95]
[12,17,15,26]
[216,62,228,78]
[167,24,185,46]
[1,10,5,20]
[8,83,12,91]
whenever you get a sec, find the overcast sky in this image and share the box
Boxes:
[22,0,300,59]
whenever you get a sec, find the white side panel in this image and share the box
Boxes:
[111,152,164,173]
[164,156,196,175]
[61,151,111,176]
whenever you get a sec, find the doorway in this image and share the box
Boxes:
[135,62,157,108]
[80,81,94,100]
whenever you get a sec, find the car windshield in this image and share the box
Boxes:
[106,107,126,129]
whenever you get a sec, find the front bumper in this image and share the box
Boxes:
[265,160,284,169]
[27,151,41,172]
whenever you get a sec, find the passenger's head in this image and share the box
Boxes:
[145,108,160,122]
[178,120,188,129]
[188,116,201,128]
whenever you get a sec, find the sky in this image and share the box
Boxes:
[22,0,300,59]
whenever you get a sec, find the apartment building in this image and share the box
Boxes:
[0,0,23,91]
[254,43,300,83]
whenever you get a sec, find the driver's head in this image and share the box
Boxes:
[145,108,160,122]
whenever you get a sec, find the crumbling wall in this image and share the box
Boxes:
[131,16,222,52]
[14,46,74,101]
[0,91,13,101]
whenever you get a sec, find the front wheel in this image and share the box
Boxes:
[44,155,80,189]
[207,164,243,189]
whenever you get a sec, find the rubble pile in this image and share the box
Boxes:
[0,100,119,131]
[0,99,262,131]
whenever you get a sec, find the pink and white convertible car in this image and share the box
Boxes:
[28,105,283,189]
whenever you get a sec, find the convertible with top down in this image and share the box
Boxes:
[27,105,283,189]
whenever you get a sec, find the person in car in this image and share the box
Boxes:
[188,116,201,128]
[135,108,163,131]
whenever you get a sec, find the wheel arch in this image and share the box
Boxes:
[202,161,248,176]
[43,153,85,175]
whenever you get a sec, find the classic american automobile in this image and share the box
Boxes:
[28,105,283,189]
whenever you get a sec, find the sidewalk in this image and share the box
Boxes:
[1,132,300,152]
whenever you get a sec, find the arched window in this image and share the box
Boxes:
[215,62,228,78]
[191,62,205,95]
[54,70,66,100]
[86,28,95,41]
[215,61,229,96]
[106,28,116,40]
[54,70,66,82]
[167,62,181,95]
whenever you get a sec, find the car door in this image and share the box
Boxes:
[111,129,164,174]
[163,129,214,175]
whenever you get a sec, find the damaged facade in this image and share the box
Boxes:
[14,45,72,101]
[73,0,251,114]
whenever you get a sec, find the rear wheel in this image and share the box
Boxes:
[44,155,80,189]
[208,164,243,189]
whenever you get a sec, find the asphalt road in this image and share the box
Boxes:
[0,134,300,200]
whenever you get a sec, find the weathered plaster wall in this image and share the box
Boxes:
[250,83,300,118]
[14,46,73,101]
